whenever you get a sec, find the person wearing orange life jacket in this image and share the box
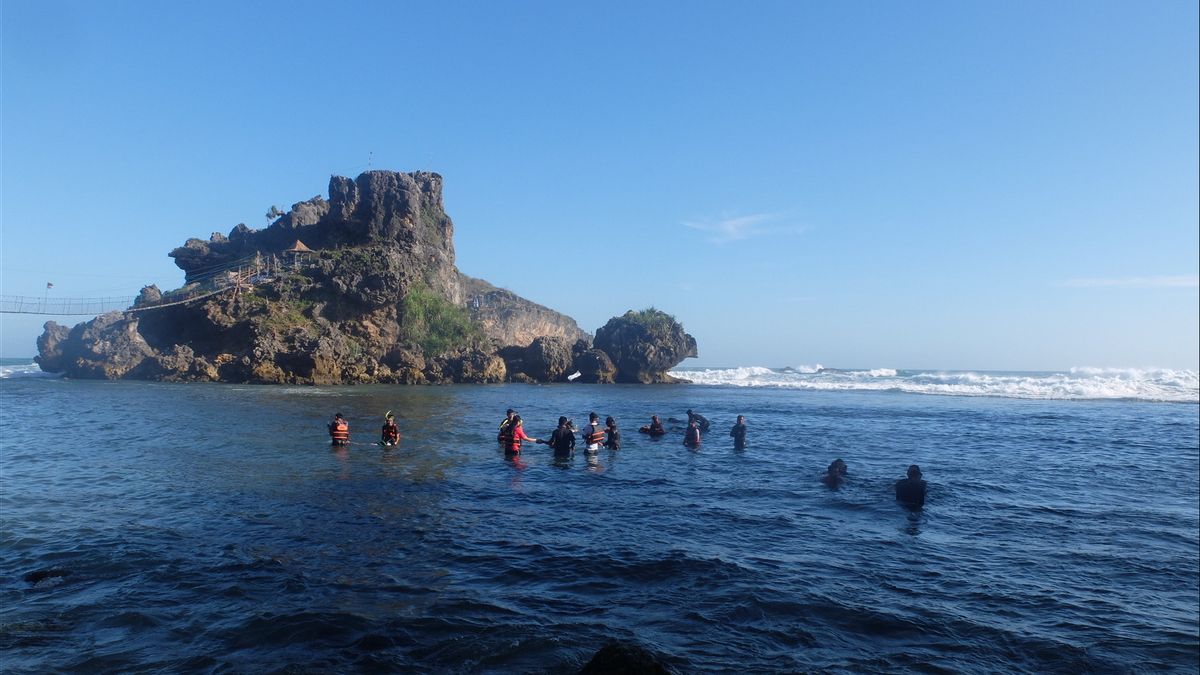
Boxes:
[329,413,350,446]
[683,419,701,449]
[582,412,606,452]
[380,411,400,446]
[506,415,540,453]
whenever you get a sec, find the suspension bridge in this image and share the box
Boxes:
[1,250,312,316]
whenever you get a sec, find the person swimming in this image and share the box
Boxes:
[821,458,848,487]
[895,464,927,507]
[639,415,666,436]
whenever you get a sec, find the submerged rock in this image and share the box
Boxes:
[579,642,677,674]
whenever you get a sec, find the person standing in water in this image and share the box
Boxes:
[895,464,927,507]
[497,409,516,445]
[604,416,621,450]
[549,416,576,457]
[506,416,539,454]
[730,415,748,450]
[583,412,606,452]
[380,412,400,446]
[683,419,702,449]
[687,409,711,434]
[329,413,350,446]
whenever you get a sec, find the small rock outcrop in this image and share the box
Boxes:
[593,309,698,383]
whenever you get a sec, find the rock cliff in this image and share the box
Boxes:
[35,171,696,384]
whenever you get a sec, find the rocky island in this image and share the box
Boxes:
[35,171,698,384]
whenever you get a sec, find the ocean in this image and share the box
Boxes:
[1,360,1197,673]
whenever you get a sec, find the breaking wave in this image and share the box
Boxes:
[670,366,1199,403]
[0,361,58,380]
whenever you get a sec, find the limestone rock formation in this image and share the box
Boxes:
[593,309,698,383]
[35,171,698,385]
[461,275,588,347]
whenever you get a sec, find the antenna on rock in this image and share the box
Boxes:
[367,151,373,169]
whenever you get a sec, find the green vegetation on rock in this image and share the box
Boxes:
[624,307,679,339]
[400,284,484,355]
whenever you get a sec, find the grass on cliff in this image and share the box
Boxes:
[624,307,680,339]
[400,284,484,355]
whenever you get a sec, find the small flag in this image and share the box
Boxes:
[46,282,54,289]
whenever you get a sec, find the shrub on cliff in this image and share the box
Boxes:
[400,284,484,356]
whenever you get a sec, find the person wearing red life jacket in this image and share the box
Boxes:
[329,413,350,446]
[381,411,400,446]
[506,416,540,453]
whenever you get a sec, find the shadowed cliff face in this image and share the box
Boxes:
[35,171,695,384]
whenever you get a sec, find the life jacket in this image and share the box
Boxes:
[684,426,701,447]
[331,419,349,443]
[508,426,526,453]
[382,423,399,443]
[585,423,606,445]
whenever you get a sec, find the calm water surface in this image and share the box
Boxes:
[1,378,1197,673]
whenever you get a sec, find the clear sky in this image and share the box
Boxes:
[2,0,1197,370]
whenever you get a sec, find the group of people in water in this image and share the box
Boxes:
[328,407,927,507]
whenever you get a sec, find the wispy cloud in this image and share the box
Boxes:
[681,213,802,244]
[1061,275,1200,289]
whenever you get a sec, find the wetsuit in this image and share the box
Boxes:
[550,426,575,456]
[498,418,513,445]
[684,425,701,449]
[895,478,927,507]
[604,425,621,450]
[730,422,747,450]
[381,422,400,445]
[647,421,665,435]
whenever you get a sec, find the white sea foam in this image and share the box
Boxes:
[669,365,1199,403]
[0,362,59,379]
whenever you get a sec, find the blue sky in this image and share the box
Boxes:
[2,0,1197,369]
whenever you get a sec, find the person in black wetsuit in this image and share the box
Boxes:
[730,415,747,450]
[604,416,621,450]
[895,464,927,507]
[687,409,711,434]
[821,459,848,488]
[549,416,576,457]
[497,409,516,445]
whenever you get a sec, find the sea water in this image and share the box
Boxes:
[1,362,1197,672]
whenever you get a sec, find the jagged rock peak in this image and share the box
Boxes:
[169,170,454,282]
